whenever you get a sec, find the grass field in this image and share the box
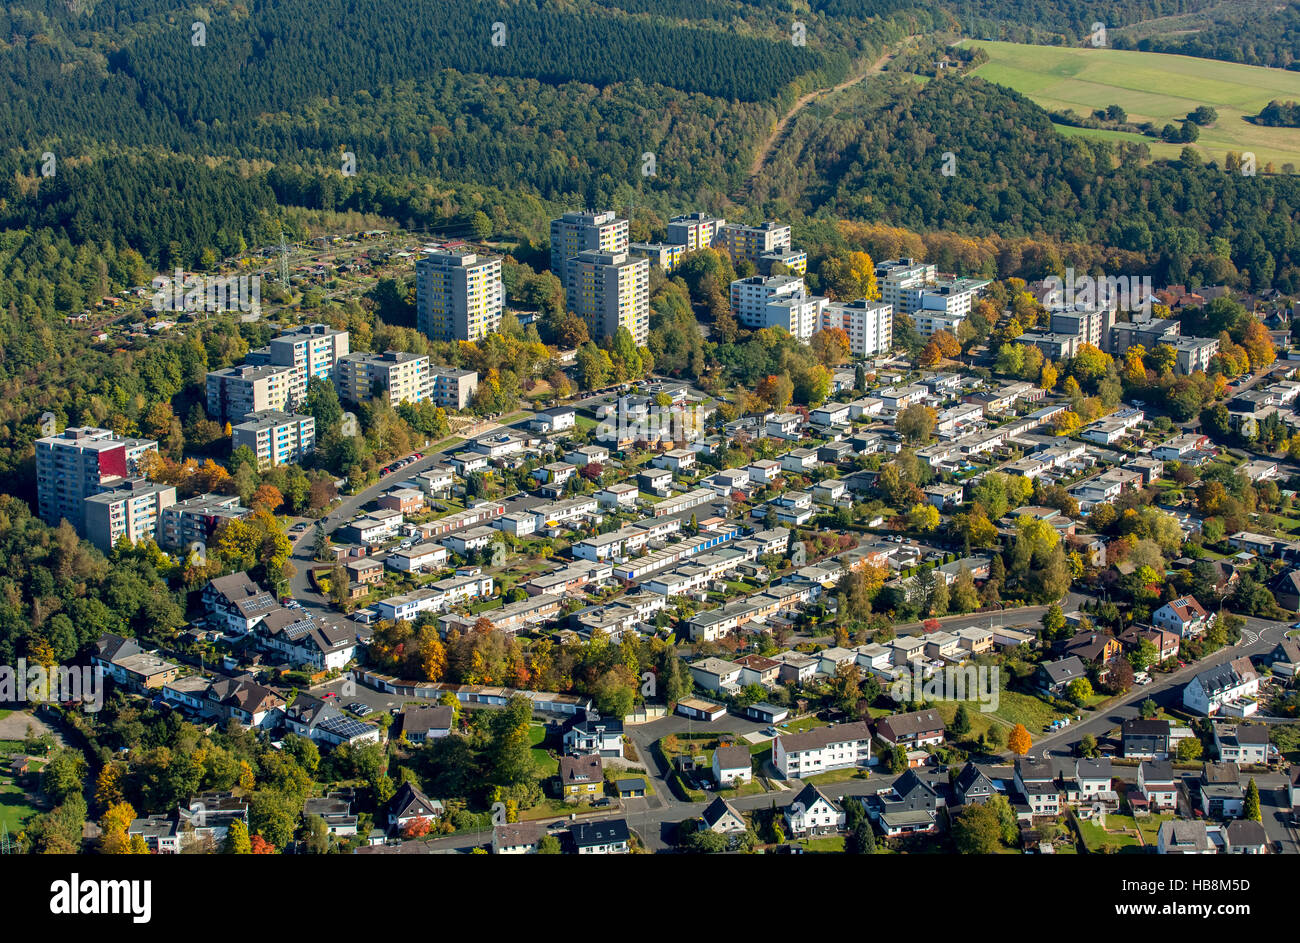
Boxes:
[965,40,1300,167]
[529,724,558,777]
[0,776,35,836]
[992,690,1071,733]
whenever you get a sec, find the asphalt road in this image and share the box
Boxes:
[1027,614,1290,760]
[287,413,531,617]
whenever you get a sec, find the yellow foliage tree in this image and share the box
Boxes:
[1008,724,1032,756]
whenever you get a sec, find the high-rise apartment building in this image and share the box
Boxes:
[906,278,988,337]
[416,246,504,342]
[629,242,685,273]
[666,213,726,252]
[83,478,177,552]
[35,427,159,532]
[158,493,251,551]
[206,363,302,421]
[564,250,650,346]
[729,275,805,329]
[429,366,480,410]
[875,258,939,313]
[337,351,434,406]
[761,292,827,342]
[1049,307,1117,352]
[550,211,628,290]
[231,410,317,470]
[721,221,792,267]
[820,300,894,357]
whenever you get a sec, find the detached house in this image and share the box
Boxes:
[1213,724,1269,765]
[1183,657,1260,716]
[1136,760,1178,811]
[1153,595,1213,638]
[492,821,546,855]
[1014,757,1060,817]
[954,762,996,805]
[1199,762,1245,818]
[92,634,180,692]
[1037,655,1087,696]
[1122,718,1172,759]
[773,720,872,779]
[1157,820,1218,855]
[388,782,443,834]
[701,796,748,834]
[571,819,630,854]
[1269,639,1300,678]
[558,754,604,800]
[396,706,454,744]
[203,572,277,634]
[784,784,844,837]
[713,744,753,787]
[204,675,285,729]
[562,713,625,758]
[874,708,945,749]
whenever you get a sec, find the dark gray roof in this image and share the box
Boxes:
[955,762,995,795]
[701,796,745,829]
[571,818,630,847]
[788,782,838,813]
[1225,819,1268,848]
[1140,760,1175,783]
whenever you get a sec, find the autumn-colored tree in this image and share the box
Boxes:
[755,373,794,410]
[1052,410,1081,436]
[810,328,851,367]
[402,816,433,838]
[932,329,961,359]
[95,763,124,808]
[250,834,277,854]
[251,484,284,513]
[224,819,252,854]
[907,503,940,532]
[919,340,943,367]
[1007,724,1032,756]
[99,801,137,854]
[238,760,256,792]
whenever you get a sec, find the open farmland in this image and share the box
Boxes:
[965,40,1300,168]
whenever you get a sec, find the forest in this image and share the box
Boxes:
[759,74,1300,292]
[1113,2,1300,69]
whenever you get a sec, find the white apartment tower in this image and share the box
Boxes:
[820,300,894,356]
[565,250,650,346]
[875,258,938,313]
[336,351,434,407]
[550,211,629,290]
[416,246,504,343]
[35,426,159,532]
[667,213,726,252]
[729,275,804,329]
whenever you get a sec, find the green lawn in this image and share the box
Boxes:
[529,724,558,776]
[992,691,1070,733]
[796,835,846,853]
[1077,815,1143,852]
[0,776,36,836]
[716,779,768,798]
[966,40,1300,168]
[801,766,871,786]
[1135,813,1176,846]
[934,700,1005,743]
